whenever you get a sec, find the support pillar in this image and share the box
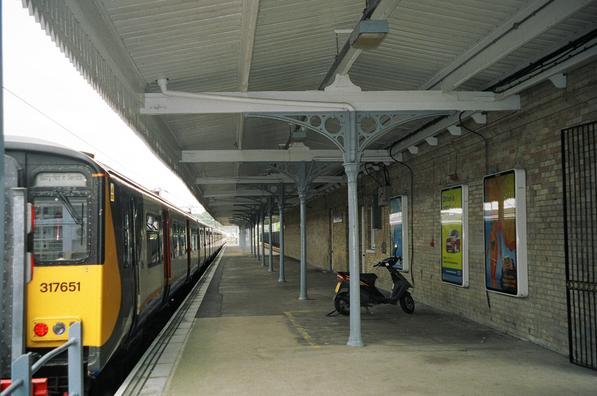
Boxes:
[277,185,286,283]
[275,162,322,300]
[250,224,254,255]
[298,189,308,300]
[261,210,266,266]
[256,219,260,261]
[268,197,274,272]
[344,111,363,347]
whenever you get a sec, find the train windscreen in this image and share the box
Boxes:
[31,172,93,264]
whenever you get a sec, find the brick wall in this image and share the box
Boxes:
[281,61,597,354]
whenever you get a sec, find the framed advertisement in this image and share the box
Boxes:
[483,169,528,297]
[389,195,409,271]
[441,185,469,287]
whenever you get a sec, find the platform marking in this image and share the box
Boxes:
[283,311,320,348]
[115,247,226,396]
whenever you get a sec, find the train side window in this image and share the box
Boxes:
[171,222,179,258]
[180,226,187,255]
[192,229,199,252]
[146,214,163,267]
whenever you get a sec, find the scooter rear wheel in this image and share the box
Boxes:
[400,292,415,314]
[334,292,350,316]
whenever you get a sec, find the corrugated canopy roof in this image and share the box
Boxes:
[22,0,597,224]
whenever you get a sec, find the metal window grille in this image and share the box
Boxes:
[562,120,597,370]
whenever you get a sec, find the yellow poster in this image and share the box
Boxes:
[441,187,463,284]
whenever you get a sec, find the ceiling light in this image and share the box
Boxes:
[350,20,389,49]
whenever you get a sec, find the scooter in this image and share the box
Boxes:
[333,256,414,315]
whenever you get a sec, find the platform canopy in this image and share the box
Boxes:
[23,0,597,224]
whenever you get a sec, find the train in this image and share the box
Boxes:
[3,136,224,378]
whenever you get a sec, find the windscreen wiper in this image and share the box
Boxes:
[56,191,83,225]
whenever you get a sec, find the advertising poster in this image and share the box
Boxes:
[441,186,467,286]
[484,170,519,295]
[389,196,408,271]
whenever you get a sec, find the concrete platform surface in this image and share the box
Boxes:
[165,247,596,396]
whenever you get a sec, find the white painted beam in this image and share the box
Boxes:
[196,176,346,185]
[471,112,487,125]
[236,0,260,150]
[496,42,597,99]
[548,73,567,89]
[181,149,392,163]
[204,190,272,198]
[421,0,593,91]
[390,111,474,153]
[425,136,438,146]
[142,90,520,114]
[448,125,462,136]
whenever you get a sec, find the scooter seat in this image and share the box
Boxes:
[336,272,378,285]
[360,273,378,285]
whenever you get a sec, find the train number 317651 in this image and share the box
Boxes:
[40,282,81,293]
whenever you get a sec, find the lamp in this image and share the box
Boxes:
[350,20,389,49]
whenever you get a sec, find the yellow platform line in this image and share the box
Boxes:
[283,311,320,348]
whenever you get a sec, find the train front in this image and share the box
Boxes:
[7,141,126,379]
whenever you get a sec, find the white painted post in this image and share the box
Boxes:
[261,210,266,266]
[268,197,274,272]
[343,111,363,347]
[277,186,286,282]
[298,189,308,300]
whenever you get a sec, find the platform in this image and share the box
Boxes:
[129,247,596,395]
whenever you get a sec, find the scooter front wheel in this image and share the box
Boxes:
[334,292,350,316]
[400,292,415,314]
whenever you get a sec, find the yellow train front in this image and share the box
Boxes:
[6,137,224,380]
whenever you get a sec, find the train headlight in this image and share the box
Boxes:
[34,323,48,337]
[52,322,66,336]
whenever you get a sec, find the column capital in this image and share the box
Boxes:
[343,162,360,183]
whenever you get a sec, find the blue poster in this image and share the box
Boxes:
[389,197,404,270]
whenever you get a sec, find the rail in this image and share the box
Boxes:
[1,323,84,396]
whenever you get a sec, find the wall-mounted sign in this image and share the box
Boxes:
[441,185,469,287]
[389,195,409,271]
[483,169,528,297]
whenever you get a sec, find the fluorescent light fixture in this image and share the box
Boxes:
[350,20,389,49]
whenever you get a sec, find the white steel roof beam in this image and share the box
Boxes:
[181,149,392,163]
[389,111,475,154]
[236,0,260,150]
[496,41,597,99]
[422,0,594,91]
[203,190,272,198]
[142,90,519,114]
[196,176,346,185]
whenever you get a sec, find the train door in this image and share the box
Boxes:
[185,220,191,280]
[202,227,207,263]
[193,226,200,270]
[163,210,172,296]
[126,196,140,319]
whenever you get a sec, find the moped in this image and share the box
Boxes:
[333,256,414,315]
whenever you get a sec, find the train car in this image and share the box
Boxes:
[3,136,224,378]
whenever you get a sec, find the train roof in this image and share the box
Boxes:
[5,135,101,168]
[4,135,217,230]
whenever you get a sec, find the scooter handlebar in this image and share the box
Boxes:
[375,256,403,267]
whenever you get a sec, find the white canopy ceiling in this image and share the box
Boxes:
[22,0,597,224]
